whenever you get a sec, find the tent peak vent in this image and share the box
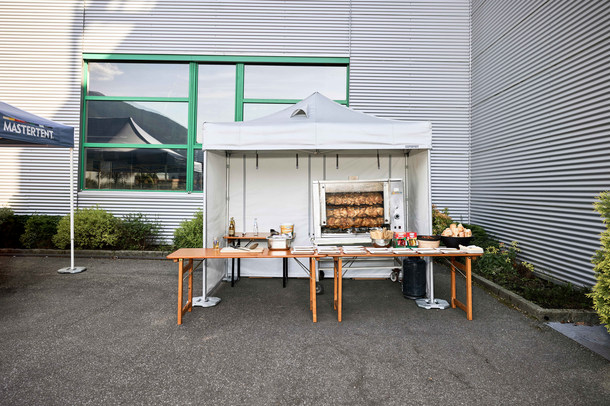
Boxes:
[290,106,308,118]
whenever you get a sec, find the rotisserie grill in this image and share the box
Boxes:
[312,179,405,245]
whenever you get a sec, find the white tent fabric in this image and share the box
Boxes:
[200,93,432,151]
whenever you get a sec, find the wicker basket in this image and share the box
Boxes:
[417,236,440,248]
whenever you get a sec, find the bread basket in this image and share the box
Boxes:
[417,235,441,248]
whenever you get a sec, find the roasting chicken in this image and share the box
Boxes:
[325,192,383,206]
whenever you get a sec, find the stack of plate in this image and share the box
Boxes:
[342,246,367,255]
[416,248,440,254]
[366,247,392,254]
[291,246,316,255]
[317,246,341,255]
[392,247,417,255]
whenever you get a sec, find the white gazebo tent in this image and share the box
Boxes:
[198,93,447,309]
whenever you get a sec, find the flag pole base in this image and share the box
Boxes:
[58,267,87,274]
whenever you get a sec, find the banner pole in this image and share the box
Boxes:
[58,147,86,274]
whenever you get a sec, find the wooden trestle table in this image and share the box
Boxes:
[328,251,483,322]
[167,248,482,325]
[167,248,325,325]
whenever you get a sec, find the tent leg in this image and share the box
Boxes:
[416,258,449,310]
[58,148,86,274]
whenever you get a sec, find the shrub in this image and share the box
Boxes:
[462,223,498,249]
[53,205,121,250]
[0,207,29,248]
[475,241,520,285]
[590,191,610,332]
[20,214,60,249]
[432,205,453,235]
[173,209,203,249]
[117,213,162,250]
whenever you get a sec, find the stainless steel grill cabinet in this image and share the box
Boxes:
[312,178,405,245]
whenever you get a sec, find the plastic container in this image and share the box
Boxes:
[280,223,294,237]
[402,257,426,299]
[394,232,407,247]
[267,236,292,250]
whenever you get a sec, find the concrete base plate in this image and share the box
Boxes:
[193,296,221,308]
[57,267,87,274]
[415,298,450,310]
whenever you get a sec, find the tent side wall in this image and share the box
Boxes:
[204,151,228,292]
[407,149,433,236]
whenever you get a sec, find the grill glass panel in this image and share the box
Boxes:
[323,191,384,233]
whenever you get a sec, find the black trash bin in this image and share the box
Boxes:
[402,257,426,299]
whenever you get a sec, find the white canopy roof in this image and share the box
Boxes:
[200,93,432,151]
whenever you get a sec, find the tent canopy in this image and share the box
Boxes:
[200,93,431,151]
[0,101,74,148]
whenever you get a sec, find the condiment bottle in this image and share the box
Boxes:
[229,217,235,237]
[253,218,258,236]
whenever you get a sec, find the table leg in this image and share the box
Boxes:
[333,258,338,310]
[188,259,193,312]
[238,258,241,280]
[338,257,343,322]
[283,258,287,288]
[466,257,472,320]
[451,257,457,308]
[178,258,184,325]
[310,257,317,322]
[231,258,235,287]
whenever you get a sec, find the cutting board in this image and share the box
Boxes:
[220,247,265,254]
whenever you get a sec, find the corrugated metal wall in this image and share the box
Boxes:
[1,0,471,242]
[0,0,83,215]
[471,0,610,286]
[349,1,471,219]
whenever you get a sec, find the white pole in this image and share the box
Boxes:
[58,147,86,273]
[70,147,74,270]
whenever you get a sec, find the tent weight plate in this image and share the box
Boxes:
[57,267,87,274]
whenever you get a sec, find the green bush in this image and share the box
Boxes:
[462,223,498,249]
[173,209,203,249]
[590,191,610,332]
[53,205,121,250]
[20,214,60,249]
[0,207,29,248]
[432,205,453,235]
[116,213,162,250]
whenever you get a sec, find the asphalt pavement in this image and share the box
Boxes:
[0,255,609,405]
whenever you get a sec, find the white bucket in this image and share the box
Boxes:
[280,223,294,237]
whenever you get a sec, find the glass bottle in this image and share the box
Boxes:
[253,218,259,236]
[229,217,235,237]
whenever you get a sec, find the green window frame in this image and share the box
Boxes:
[81,54,350,192]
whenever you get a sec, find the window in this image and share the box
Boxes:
[81,56,349,192]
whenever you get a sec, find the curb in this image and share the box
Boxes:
[472,272,599,324]
[0,248,171,259]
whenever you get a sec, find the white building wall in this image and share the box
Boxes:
[1,0,471,241]
[470,0,610,286]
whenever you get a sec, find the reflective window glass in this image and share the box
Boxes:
[243,103,293,121]
[84,148,187,191]
[88,62,189,97]
[197,64,236,139]
[86,101,188,145]
[244,65,347,100]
